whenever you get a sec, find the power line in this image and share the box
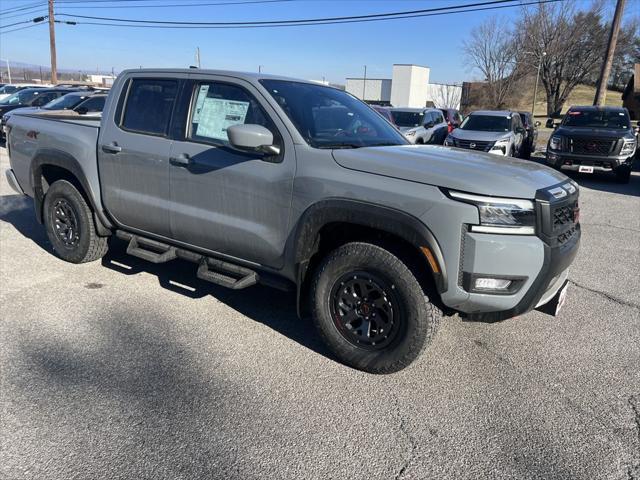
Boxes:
[56,0,523,25]
[0,18,44,30]
[1,7,48,21]
[56,0,293,9]
[60,0,565,30]
[0,22,46,35]
[0,1,46,15]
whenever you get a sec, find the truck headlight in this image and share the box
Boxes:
[549,135,562,151]
[446,190,536,235]
[490,139,509,155]
[444,135,454,146]
[621,139,636,155]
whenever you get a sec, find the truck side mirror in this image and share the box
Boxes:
[424,121,435,129]
[75,107,88,115]
[227,124,280,157]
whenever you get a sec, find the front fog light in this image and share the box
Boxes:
[475,278,512,291]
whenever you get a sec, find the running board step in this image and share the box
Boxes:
[197,257,258,290]
[126,235,177,263]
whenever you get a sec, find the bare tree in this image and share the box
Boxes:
[463,18,523,109]
[517,2,610,117]
[429,83,462,109]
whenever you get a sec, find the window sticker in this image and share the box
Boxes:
[195,97,250,141]
[192,85,210,123]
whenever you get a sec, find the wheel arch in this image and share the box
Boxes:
[291,199,448,316]
[31,148,112,236]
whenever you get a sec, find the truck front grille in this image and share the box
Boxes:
[552,203,576,229]
[454,139,494,152]
[569,138,614,155]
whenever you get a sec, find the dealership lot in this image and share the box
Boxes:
[0,147,639,479]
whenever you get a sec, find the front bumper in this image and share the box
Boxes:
[451,180,581,321]
[546,150,634,172]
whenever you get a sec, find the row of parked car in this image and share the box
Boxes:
[371,103,636,183]
[0,84,108,140]
[371,105,539,160]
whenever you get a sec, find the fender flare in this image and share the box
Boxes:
[291,198,448,294]
[30,148,112,235]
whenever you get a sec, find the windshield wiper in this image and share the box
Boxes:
[317,143,363,149]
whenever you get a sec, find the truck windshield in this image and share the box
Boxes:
[390,111,424,128]
[43,94,89,110]
[460,115,510,132]
[260,80,407,149]
[562,110,630,129]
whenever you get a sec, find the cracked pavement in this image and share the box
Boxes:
[1,148,639,479]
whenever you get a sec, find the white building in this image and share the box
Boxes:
[345,64,462,109]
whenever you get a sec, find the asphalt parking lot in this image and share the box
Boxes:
[1,147,639,480]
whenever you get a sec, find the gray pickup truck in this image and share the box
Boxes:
[4,69,580,373]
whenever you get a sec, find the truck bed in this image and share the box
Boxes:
[6,112,101,200]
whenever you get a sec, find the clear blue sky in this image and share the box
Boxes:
[0,0,627,84]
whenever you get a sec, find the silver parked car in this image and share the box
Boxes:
[444,110,526,157]
[389,107,448,144]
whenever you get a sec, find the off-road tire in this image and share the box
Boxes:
[43,180,109,263]
[311,242,441,374]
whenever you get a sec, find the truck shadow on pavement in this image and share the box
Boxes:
[0,194,51,250]
[100,238,333,360]
[0,194,333,363]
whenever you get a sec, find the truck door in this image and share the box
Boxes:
[98,75,183,237]
[167,76,296,268]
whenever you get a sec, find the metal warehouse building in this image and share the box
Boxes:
[346,64,462,109]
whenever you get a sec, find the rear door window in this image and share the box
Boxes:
[121,78,178,136]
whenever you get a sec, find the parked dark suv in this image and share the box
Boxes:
[440,108,463,133]
[546,106,636,183]
[517,111,540,159]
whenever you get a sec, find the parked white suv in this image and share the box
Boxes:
[444,110,525,157]
[389,107,448,144]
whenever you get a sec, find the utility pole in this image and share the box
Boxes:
[6,59,11,84]
[195,47,201,68]
[48,0,57,84]
[594,0,626,106]
[258,65,263,73]
[531,52,546,115]
[362,65,367,102]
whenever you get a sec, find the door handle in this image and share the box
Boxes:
[169,153,191,167]
[101,143,121,154]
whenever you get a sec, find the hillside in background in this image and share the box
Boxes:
[512,79,624,119]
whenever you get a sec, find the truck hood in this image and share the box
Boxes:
[332,145,567,198]
[450,129,510,142]
[554,126,633,139]
[2,106,40,118]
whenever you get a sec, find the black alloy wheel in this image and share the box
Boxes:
[52,198,80,248]
[329,271,401,350]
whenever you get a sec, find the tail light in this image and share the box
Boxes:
[447,122,453,133]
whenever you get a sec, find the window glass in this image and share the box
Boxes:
[562,109,631,129]
[44,94,89,110]
[121,79,178,136]
[31,92,60,107]
[433,112,444,124]
[261,79,406,149]
[77,96,106,112]
[188,82,272,144]
[460,115,510,132]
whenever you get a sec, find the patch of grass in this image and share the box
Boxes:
[515,81,623,120]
